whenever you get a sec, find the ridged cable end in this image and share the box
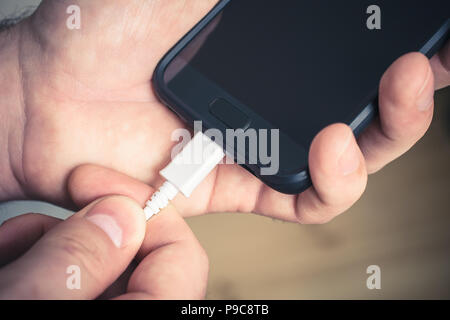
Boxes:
[144,181,179,220]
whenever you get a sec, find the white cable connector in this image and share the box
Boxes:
[144,132,225,220]
[143,181,179,219]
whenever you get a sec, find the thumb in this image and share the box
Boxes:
[0,196,146,299]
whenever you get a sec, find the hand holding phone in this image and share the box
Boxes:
[2,0,448,225]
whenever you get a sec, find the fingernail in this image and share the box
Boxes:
[338,135,360,175]
[85,209,123,248]
[416,65,434,111]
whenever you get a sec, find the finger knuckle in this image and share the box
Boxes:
[50,234,106,279]
[198,245,210,275]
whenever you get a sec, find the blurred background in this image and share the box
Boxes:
[1,0,449,299]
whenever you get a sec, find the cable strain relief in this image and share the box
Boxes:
[144,181,179,220]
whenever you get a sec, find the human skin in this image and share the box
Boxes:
[0,0,449,300]
[0,165,209,299]
[1,0,449,223]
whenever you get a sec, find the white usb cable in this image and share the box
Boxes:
[144,132,225,220]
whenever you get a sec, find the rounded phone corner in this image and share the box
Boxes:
[245,163,312,195]
[263,172,312,195]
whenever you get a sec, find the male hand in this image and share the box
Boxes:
[1,0,449,224]
[0,165,208,299]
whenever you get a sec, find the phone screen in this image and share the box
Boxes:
[164,0,449,147]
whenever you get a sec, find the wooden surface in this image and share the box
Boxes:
[187,88,450,299]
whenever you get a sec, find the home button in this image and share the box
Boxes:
[209,98,251,130]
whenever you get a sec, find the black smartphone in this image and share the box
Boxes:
[153,0,450,194]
